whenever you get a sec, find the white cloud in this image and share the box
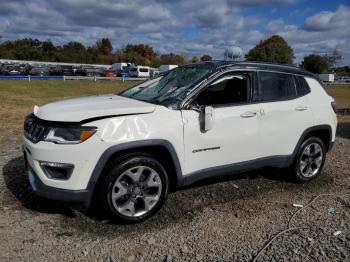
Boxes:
[0,0,349,65]
[304,5,350,31]
[228,0,298,6]
[267,8,350,64]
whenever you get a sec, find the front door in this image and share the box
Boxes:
[181,72,263,175]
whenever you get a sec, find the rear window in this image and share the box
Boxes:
[139,68,149,72]
[295,76,311,96]
[259,72,296,101]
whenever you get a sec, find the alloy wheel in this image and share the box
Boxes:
[111,166,162,217]
[299,142,323,177]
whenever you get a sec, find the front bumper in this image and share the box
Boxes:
[22,134,107,208]
[23,148,92,208]
[27,164,91,207]
[22,135,106,191]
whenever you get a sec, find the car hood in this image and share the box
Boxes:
[34,95,156,122]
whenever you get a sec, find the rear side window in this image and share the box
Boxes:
[259,72,296,101]
[295,76,311,96]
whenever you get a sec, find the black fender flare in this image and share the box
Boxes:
[288,124,333,166]
[85,139,184,201]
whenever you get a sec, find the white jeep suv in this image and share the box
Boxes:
[23,61,337,223]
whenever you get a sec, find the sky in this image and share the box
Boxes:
[0,0,349,65]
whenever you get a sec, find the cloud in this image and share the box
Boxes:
[267,19,297,32]
[0,0,349,65]
[267,8,350,64]
[227,0,298,5]
[304,5,350,31]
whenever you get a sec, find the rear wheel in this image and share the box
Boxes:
[99,153,169,223]
[289,137,326,182]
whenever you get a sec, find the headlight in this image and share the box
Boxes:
[44,126,97,144]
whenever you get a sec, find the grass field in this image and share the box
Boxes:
[0,80,138,143]
[0,80,349,143]
[326,84,350,108]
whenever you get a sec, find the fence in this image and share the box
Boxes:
[0,75,63,80]
[337,108,350,116]
[0,75,146,82]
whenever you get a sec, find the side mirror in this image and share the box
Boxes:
[200,106,215,132]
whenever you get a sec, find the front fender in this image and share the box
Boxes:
[85,139,184,204]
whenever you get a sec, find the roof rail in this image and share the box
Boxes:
[235,61,300,69]
[208,60,303,71]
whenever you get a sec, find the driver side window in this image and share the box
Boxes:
[196,73,250,106]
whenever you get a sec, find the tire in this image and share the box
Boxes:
[98,153,169,223]
[289,137,326,183]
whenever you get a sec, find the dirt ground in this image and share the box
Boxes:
[0,123,349,261]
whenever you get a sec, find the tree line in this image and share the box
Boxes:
[0,38,208,67]
[0,36,344,74]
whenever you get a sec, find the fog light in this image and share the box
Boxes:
[39,161,74,180]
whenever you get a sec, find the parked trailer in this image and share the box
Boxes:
[319,74,335,83]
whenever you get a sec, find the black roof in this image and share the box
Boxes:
[195,60,317,78]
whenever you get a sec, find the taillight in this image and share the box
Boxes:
[331,101,337,113]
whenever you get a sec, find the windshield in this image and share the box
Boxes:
[119,65,211,105]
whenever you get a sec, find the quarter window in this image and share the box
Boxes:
[259,72,296,101]
[295,76,311,96]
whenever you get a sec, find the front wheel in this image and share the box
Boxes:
[100,154,169,223]
[289,137,326,182]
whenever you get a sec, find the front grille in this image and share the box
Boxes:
[24,114,48,143]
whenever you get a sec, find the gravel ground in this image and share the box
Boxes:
[0,123,349,261]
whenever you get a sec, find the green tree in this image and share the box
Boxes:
[0,38,43,60]
[245,35,294,64]
[159,53,187,65]
[41,40,56,61]
[115,44,158,66]
[300,54,330,74]
[58,41,87,63]
[191,56,200,63]
[323,50,342,68]
[333,66,350,77]
[200,54,212,61]
[0,38,194,66]
[85,46,99,64]
[96,38,113,56]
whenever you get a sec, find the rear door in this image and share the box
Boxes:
[256,71,314,156]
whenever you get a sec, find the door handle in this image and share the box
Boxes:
[295,105,308,111]
[240,111,257,118]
